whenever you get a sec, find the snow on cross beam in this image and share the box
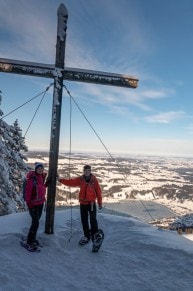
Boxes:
[0,58,138,88]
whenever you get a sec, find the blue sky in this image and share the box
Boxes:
[1,0,193,156]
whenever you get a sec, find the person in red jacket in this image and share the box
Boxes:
[25,162,48,250]
[58,164,102,245]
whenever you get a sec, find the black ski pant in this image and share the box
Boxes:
[80,202,98,240]
[27,204,44,245]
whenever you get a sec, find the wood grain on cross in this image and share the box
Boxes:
[0,3,138,234]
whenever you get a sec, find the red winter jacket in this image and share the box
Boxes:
[59,174,102,206]
[25,171,47,209]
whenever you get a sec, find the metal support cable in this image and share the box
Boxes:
[0,83,53,121]
[24,89,47,137]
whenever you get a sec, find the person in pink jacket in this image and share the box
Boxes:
[25,162,48,250]
[58,165,102,245]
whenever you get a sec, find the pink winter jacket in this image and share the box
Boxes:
[25,171,47,209]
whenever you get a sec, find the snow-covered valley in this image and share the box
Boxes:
[25,152,193,227]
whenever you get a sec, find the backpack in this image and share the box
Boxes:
[23,175,37,201]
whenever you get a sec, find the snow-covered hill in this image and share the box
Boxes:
[1,209,193,291]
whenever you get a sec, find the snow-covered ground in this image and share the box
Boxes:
[1,208,193,291]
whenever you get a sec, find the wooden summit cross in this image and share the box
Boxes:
[0,3,138,234]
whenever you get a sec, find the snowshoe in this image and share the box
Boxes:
[92,229,104,253]
[20,241,40,252]
[79,236,90,245]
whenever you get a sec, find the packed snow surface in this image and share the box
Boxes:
[1,209,193,291]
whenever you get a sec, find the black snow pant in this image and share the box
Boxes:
[27,204,44,245]
[80,202,98,240]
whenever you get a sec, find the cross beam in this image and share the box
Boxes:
[0,3,138,234]
[0,58,138,88]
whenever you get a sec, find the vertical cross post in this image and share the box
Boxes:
[45,4,68,234]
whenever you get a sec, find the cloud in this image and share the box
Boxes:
[141,88,175,99]
[145,111,187,124]
[70,82,175,115]
[64,80,179,124]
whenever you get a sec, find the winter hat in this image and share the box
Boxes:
[35,162,44,171]
[83,165,91,170]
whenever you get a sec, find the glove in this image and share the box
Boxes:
[98,205,102,211]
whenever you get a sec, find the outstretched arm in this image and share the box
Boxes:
[58,176,81,187]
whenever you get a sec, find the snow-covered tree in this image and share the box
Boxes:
[0,95,29,215]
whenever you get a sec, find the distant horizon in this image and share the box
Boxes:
[25,148,193,160]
